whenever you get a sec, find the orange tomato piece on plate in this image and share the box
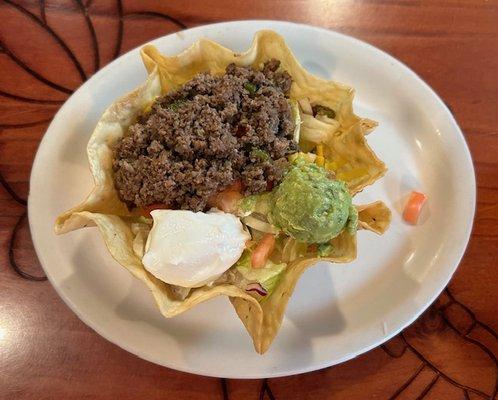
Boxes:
[403,191,427,225]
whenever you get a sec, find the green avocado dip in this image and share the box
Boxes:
[267,158,357,243]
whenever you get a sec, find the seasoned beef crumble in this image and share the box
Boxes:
[113,59,297,211]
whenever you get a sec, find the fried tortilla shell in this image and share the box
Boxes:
[55,71,162,233]
[55,30,390,353]
[56,200,389,353]
[357,201,392,234]
[141,30,361,130]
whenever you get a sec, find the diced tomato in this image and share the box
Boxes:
[251,234,276,269]
[207,190,243,213]
[140,203,169,217]
[403,191,428,225]
[226,180,243,192]
[308,244,318,253]
[217,191,243,213]
[207,180,243,212]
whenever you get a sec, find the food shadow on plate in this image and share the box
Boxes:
[348,234,423,340]
[62,235,202,339]
[57,125,92,167]
[285,262,346,339]
[114,278,207,344]
[114,279,315,364]
[62,236,209,360]
[61,236,320,364]
[61,234,119,307]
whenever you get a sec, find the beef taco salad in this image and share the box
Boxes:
[55,30,391,354]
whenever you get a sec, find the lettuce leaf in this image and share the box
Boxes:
[235,251,286,295]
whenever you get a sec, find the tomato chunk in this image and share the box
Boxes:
[207,180,243,213]
[403,191,428,225]
[251,234,276,269]
[140,203,169,217]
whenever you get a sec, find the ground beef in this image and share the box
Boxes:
[113,59,297,211]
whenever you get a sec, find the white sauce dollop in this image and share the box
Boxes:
[142,209,250,288]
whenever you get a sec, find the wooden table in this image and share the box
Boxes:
[1,1,497,398]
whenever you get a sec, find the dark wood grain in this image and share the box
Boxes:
[1,1,497,399]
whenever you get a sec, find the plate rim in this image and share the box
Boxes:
[28,19,476,378]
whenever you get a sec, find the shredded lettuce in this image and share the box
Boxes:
[235,251,286,295]
[239,195,258,215]
[300,113,340,146]
[130,222,151,259]
[242,215,279,234]
[290,99,301,143]
[138,216,153,225]
[298,97,313,115]
[238,192,272,216]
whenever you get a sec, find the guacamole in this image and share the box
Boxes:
[268,159,356,243]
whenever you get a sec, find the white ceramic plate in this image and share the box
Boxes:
[29,21,475,378]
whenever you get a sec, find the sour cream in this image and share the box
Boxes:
[142,209,250,288]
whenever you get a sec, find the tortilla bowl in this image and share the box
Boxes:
[55,30,390,353]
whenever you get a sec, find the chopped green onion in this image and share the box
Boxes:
[168,99,185,111]
[244,82,258,94]
[250,147,270,161]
